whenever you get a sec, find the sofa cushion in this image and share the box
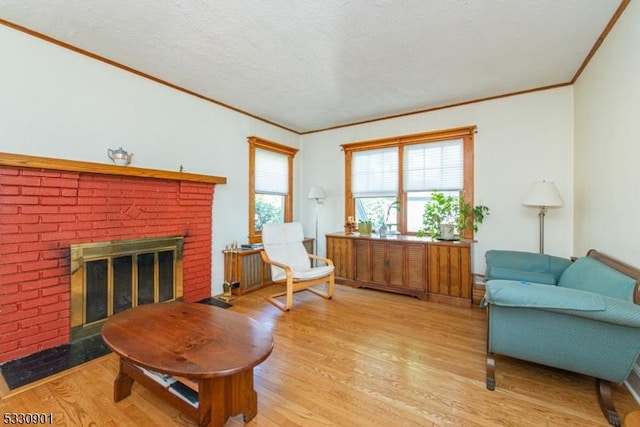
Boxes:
[485,250,572,282]
[485,280,606,311]
[486,266,557,285]
[485,250,550,272]
[558,257,636,301]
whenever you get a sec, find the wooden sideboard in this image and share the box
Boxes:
[224,238,314,296]
[326,232,472,307]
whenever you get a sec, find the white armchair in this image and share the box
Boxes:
[260,222,335,311]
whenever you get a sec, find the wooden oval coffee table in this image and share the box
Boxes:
[101,302,273,427]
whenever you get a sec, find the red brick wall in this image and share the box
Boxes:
[0,166,215,363]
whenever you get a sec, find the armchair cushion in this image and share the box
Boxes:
[558,256,636,301]
[293,266,334,281]
[262,222,314,281]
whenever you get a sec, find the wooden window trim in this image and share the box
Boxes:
[341,125,476,238]
[248,136,299,244]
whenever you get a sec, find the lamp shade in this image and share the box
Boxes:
[522,181,563,207]
[308,186,325,199]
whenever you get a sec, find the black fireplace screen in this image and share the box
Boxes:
[70,237,183,340]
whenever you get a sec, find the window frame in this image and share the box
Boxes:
[248,136,298,244]
[341,125,476,238]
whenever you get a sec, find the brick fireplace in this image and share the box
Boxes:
[0,152,226,363]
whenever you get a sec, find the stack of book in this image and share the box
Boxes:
[241,243,263,249]
[139,366,199,408]
[168,381,198,407]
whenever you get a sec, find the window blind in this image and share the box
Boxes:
[352,147,398,197]
[255,148,288,195]
[403,139,463,192]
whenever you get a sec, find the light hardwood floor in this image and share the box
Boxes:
[1,284,638,426]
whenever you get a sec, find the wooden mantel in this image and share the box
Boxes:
[0,151,227,185]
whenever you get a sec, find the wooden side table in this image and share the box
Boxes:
[102,302,273,427]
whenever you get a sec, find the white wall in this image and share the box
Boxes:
[0,25,300,295]
[574,0,640,266]
[300,87,575,274]
[0,21,578,284]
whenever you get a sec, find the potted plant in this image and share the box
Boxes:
[416,192,489,240]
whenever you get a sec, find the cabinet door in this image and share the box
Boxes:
[355,239,371,282]
[428,245,448,295]
[448,246,471,299]
[387,243,405,287]
[405,244,427,291]
[327,236,354,280]
[428,244,471,299]
[370,241,387,284]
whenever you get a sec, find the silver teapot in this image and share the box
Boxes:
[107,147,133,166]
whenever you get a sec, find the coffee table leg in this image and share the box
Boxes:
[201,369,258,427]
[232,369,258,422]
[113,358,134,402]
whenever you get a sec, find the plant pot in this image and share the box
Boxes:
[439,224,455,240]
[358,222,372,236]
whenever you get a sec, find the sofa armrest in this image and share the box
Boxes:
[485,280,640,327]
[554,297,640,328]
[485,280,606,311]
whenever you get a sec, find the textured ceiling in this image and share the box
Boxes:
[0,1,625,133]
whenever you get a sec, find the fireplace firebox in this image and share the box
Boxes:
[70,236,184,341]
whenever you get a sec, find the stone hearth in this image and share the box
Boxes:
[0,152,226,363]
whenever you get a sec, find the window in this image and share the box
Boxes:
[403,139,464,233]
[248,136,298,243]
[352,147,399,231]
[342,126,475,237]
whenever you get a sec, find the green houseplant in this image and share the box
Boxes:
[417,192,490,239]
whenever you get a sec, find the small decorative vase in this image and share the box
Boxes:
[358,222,372,236]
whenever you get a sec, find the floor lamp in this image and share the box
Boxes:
[522,180,563,254]
[308,186,325,265]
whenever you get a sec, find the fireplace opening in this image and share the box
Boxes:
[70,236,184,341]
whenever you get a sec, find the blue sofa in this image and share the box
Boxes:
[484,249,640,426]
